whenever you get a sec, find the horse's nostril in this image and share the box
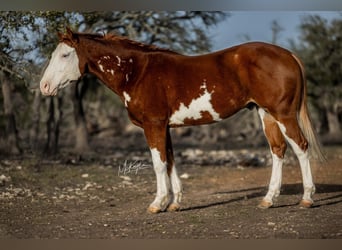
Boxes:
[40,82,50,95]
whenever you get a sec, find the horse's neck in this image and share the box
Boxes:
[83,41,140,94]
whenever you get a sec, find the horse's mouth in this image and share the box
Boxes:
[41,87,58,96]
[43,80,68,96]
[47,79,77,96]
[59,79,71,89]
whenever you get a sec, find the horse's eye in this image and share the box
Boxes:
[62,53,70,58]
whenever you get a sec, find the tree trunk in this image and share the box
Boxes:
[44,96,63,154]
[322,101,342,143]
[326,109,342,137]
[0,71,21,155]
[30,89,42,152]
[72,78,90,154]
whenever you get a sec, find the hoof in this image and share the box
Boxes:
[148,205,162,214]
[167,203,181,212]
[299,199,313,208]
[258,199,273,209]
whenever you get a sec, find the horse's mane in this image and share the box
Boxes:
[76,32,178,54]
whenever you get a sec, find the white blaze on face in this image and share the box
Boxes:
[169,83,221,125]
[40,43,81,96]
[123,91,131,107]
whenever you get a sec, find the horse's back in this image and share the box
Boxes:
[134,41,304,126]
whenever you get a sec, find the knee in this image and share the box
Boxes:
[153,163,167,174]
[271,142,287,158]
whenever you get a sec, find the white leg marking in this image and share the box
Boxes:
[277,122,315,203]
[264,153,284,204]
[257,109,283,205]
[170,165,182,205]
[150,148,171,211]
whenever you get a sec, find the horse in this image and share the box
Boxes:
[40,28,325,213]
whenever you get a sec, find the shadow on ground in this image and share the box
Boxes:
[182,183,342,211]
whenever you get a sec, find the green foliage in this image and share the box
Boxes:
[291,14,342,135]
[0,11,34,79]
[0,11,229,152]
[33,11,82,59]
[293,15,342,100]
[1,11,228,81]
[80,11,228,54]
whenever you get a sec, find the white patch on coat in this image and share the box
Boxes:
[116,56,121,66]
[105,69,115,76]
[98,63,105,72]
[40,43,81,96]
[169,83,221,125]
[123,91,131,107]
[98,57,114,74]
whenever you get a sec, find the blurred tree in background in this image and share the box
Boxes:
[73,11,228,153]
[0,12,341,157]
[0,11,228,156]
[291,15,342,142]
[0,11,37,154]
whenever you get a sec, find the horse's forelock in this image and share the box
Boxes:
[58,32,79,48]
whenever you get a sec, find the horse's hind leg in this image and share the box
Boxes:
[258,109,287,208]
[276,115,315,208]
[166,129,182,212]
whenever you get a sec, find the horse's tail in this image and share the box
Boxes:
[292,53,326,162]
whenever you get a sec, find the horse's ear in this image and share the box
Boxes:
[66,27,74,37]
[60,27,79,45]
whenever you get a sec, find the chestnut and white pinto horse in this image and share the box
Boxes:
[40,28,325,213]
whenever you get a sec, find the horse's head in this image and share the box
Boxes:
[40,28,85,96]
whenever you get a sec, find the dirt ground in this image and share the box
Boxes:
[0,145,341,239]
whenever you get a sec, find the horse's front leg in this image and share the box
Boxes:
[149,147,171,213]
[143,121,173,213]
